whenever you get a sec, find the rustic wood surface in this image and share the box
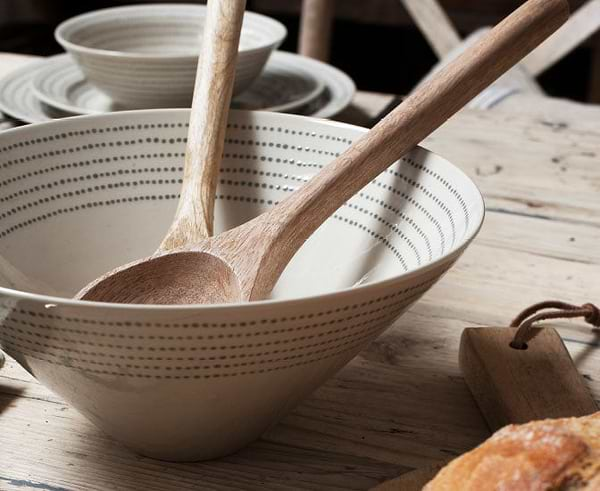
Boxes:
[1,50,600,490]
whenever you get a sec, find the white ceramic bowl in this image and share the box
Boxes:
[0,110,484,461]
[55,4,287,108]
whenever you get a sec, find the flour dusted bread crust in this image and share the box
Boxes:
[424,412,600,490]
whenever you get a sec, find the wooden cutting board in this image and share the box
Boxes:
[370,326,599,490]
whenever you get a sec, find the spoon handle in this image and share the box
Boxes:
[160,0,246,251]
[264,0,568,261]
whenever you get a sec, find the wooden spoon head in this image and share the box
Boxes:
[76,249,242,305]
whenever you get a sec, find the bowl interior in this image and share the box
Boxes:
[57,4,286,57]
[0,110,483,302]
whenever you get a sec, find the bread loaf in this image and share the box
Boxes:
[424,412,600,490]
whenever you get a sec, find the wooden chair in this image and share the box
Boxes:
[400,0,600,106]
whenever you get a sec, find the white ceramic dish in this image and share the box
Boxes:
[0,109,484,461]
[55,4,287,107]
[0,59,61,123]
[32,53,326,115]
[0,53,355,123]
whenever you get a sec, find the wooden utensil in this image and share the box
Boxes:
[76,0,569,305]
[162,0,246,247]
[371,305,599,491]
[460,326,598,430]
[74,0,245,302]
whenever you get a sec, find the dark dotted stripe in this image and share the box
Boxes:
[0,189,412,269]
[1,137,185,171]
[0,121,351,163]
[1,299,412,369]
[401,157,470,230]
[6,273,444,328]
[217,179,416,267]
[0,121,470,240]
[227,122,353,145]
[0,122,189,155]
[218,169,434,264]
[344,202,421,265]
[358,191,432,261]
[0,316,396,378]
[220,161,453,256]
[0,156,184,191]
[0,192,180,239]
[0,178,182,221]
[222,148,469,241]
[389,171,456,247]
[223,152,322,170]
[331,215,408,270]
[2,325,386,373]
[219,159,459,252]
[2,305,399,361]
[221,166,308,185]
[220,176,304,193]
[3,289,423,356]
[373,180,446,253]
[224,137,341,158]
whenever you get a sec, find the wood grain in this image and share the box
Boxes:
[460,327,598,431]
[298,0,335,61]
[398,0,462,58]
[370,462,447,491]
[160,0,246,249]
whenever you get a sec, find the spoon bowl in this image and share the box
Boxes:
[78,251,241,304]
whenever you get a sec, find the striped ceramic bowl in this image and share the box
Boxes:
[55,4,287,108]
[0,109,484,461]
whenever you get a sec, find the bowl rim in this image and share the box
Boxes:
[0,108,485,312]
[54,3,288,61]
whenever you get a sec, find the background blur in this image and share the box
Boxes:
[1,0,598,102]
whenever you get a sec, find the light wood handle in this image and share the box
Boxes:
[160,0,246,251]
[269,0,569,257]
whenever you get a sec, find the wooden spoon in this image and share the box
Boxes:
[76,0,569,305]
[162,0,246,247]
[74,0,245,302]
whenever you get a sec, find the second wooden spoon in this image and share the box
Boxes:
[77,0,569,305]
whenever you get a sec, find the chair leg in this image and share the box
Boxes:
[522,0,600,76]
[589,45,600,103]
[398,0,462,58]
[298,0,335,62]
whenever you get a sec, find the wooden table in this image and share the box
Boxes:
[1,54,599,491]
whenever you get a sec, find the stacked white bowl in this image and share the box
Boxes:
[55,4,287,108]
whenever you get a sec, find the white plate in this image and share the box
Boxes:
[0,59,59,123]
[0,52,355,124]
[32,53,326,115]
